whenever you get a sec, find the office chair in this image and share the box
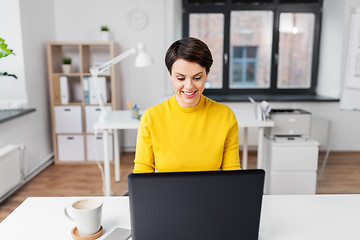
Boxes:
[311,117,332,180]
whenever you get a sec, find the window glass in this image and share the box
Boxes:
[232,46,258,86]
[277,13,315,88]
[229,11,273,89]
[189,13,224,89]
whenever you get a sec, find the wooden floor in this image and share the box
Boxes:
[1,151,360,223]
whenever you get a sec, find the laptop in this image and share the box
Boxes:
[128,169,265,240]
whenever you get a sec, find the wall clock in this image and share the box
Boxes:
[126,8,149,31]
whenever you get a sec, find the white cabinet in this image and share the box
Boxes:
[269,172,317,194]
[263,137,319,195]
[86,135,113,161]
[57,135,85,161]
[85,106,112,133]
[54,106,82,133]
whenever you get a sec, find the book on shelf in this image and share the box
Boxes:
[89,76,107,105]
[59,76,69,104]
[83,76,90,104]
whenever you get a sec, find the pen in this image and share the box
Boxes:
[127,102,132,109]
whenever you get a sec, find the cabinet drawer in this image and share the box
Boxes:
[84,106,112,133]
[271,145,318,171]
[86,135,113,161]
[57,135,85,161]
[268,171,317,195]
[54,106,82,133]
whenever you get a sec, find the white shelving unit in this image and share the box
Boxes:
[47,42,119,163]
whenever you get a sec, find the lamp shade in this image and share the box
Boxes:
[135,43,152,68]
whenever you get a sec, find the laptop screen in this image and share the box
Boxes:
[128,170,265,240]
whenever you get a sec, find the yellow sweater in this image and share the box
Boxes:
[133,95,240,173]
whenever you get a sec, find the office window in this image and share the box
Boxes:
[190,13,224,89]
[231,46,258,87]
[278,12,315,88]
[183,0,322,96]
[230,11,273,89]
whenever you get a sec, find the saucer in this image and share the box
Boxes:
[71,225,103,240]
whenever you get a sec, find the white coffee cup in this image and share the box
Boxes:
[64,199,103,237]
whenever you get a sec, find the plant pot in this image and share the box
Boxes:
[101,31,110,41]
[62,64,72,74]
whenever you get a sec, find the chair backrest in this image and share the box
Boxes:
[311,117,331,150]
[311,117,332,180]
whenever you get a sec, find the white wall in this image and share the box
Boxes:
[316,0,345,98]
[18,0,55,172]
[0,0,54,175]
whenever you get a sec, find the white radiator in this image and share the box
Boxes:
[0,145,23,198]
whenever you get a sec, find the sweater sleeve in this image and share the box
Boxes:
[133,110,155,173]
[221,110,241,170]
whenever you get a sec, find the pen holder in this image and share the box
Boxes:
[131,108,141,120]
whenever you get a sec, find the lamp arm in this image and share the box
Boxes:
[89,46,137,121]
[90,47,136,75]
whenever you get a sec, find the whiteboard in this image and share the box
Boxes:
[341,8,360,110]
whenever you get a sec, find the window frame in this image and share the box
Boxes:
[182,0,323,96]
[231,46,258,87]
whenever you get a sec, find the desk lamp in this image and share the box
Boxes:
[89,43,152,120]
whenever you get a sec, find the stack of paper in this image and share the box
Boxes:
[248,97,271,121]
[89,76,107,105]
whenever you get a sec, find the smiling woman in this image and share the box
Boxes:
[165,37,212,108]
[169,59,206,108]
[133,37,241,173]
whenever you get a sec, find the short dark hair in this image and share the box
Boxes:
[165,37,213,74]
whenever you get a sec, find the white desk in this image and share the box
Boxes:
[1,195,360,239]
[93,110,273,196]
[93,110,140,196]
[235,113,274,169]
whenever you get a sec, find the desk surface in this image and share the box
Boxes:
[93,110,274,129]
[93,110,140,130]
[235,112,275,128]
[1,195,360,240]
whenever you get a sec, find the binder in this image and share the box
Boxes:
[89,77,107,105]
[83,77,90,104]
[59,76,69,104]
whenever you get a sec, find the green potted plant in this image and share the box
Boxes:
[101,25,109,31]
[62,57,72,74]
[0,37,17,79]
[101,25,110,41]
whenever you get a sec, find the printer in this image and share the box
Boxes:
[264,109,312,139]
[262,109,318,195]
